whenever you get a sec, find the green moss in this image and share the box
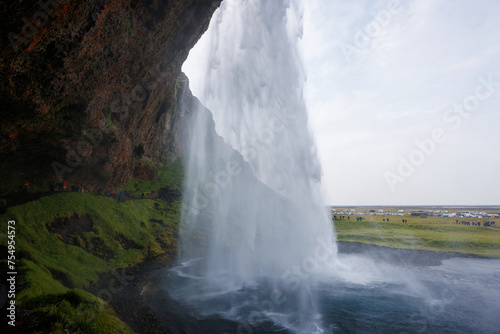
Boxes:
[103,110,115,129]
[173,74,187,101]
[1,191,181,288]
[0,193,172,287]
[22,289,133,334]
[125,0,134,36]
[0,161,183,332]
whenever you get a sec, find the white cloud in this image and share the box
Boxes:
[303,0,500,205]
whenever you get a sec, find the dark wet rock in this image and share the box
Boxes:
[0,0,222,193]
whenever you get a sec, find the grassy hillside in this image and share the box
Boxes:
[1,160,183,333]
[334,215,500,258]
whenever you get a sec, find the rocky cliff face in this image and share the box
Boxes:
[0,0,221,193]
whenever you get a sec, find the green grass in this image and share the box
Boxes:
[0,160,184,333]
[19,289,133,334]
[333,215,500,258]
[2,192,180,290]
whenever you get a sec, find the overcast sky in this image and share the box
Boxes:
[301,0,500,206]
[184,0,500,206]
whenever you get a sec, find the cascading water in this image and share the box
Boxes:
[149,2,500,333]
[174,0,336,331]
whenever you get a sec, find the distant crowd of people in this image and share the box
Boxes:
[456,220,496,227]
[332,215,413,223]
[332,215,367,221]
[329,214,500,228]
[329,214,499,228]
[333,215,351,221]
[100,188,125,200]
[50,182,82,193]
[21,181,128,201]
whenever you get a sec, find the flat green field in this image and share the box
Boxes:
[333,214,500,258]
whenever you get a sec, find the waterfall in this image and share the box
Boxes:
[176,0,337,331]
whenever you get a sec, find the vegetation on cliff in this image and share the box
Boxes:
[0,0,223,332]
[1,160,183,333]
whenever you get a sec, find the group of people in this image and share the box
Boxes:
[456,220,496,227]
[332,215,351,221]
[99,188,125,200]
[22,180,122,198]
[331,215,366,221]
[50,182,85,193]
[52,183,126,200]
[331,215,409,223]
[21,181,135,203]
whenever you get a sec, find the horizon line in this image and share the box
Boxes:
[326,204,500,208]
